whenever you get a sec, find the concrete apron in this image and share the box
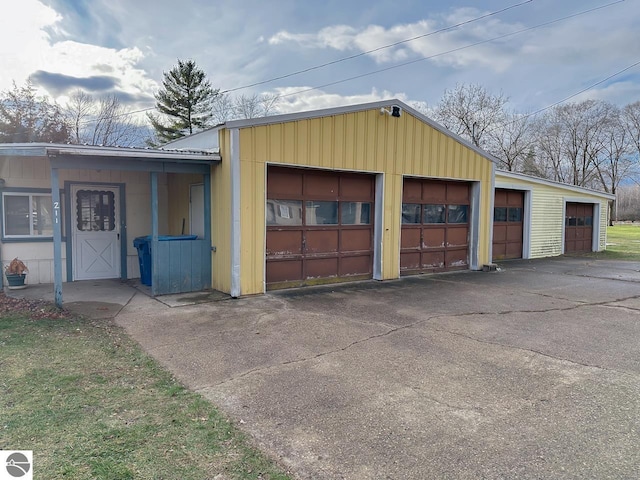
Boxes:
[111,257,640,480]
[4,279,229,319]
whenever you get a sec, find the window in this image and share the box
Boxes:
[402,203,421,224]
[266,199,302,226]
[508,207,523,222]
[448,205,468,224]
[341,202,371,225]
[3,193,54,238]
[306,201,338,225]
[76,190,115,231]
[424,204,446,224]
[494,207,507,222]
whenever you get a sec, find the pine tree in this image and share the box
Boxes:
[147,60,219,145]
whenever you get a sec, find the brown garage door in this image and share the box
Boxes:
[492,189,524,261]
[400,178,470,274]
[565,202,594,253]
[266,166,374,289]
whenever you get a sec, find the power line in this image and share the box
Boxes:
[220,0,535,94]
[79,0,626,125]
[524,59,640,118]
[93,0,537,124]
[274,0,627,100]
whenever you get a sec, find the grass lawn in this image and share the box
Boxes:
[0,310,291,480]
[600,224,640,261]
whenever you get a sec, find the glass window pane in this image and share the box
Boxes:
[306,201,338,225]
[401,203,421,224]
[494,207,507,222]
[266,199,302,226]
[508,207,523,222]
[424,204,446,224]
[4,195,30,235]
[585,216,593,226]
[341,202,371,225]
[76,190,115,231]
[577,216,585,226]
[32,195,53,236]
[567,217,577,226]
[448,205,468,224]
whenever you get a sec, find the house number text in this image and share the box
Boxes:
[53,201,60,224]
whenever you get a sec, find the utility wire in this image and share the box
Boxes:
[87,0,536,124]
[275,0,627,100]
[524,59,640,118]
[220,0,535,94]
[78,0,626,124]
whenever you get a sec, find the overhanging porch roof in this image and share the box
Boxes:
[0,143,220,174]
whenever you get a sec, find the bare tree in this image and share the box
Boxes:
[0,80,69,143]
[594,106,634,224]
[434,83,508,148]
[533,100,614,188]
[211,92,281,123]
[623,101,640,165]
[233,93,265,119]
[211,93,235,124]
[65,90,145,146]
[487,111,535,171]
[534,112,567,182]
[66,90,93,143]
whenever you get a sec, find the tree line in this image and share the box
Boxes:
[0,60,279,148]
[1,60,638,221]
[431,83,640,221]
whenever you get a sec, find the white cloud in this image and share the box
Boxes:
[0,0,157,106]
[271,86,426,114]
[267,9,519,71]
[0,0,61,89]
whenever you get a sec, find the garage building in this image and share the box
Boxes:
[169,100,496,296]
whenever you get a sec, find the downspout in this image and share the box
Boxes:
[230,128,241,298]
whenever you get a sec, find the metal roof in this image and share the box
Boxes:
[165,99,500,165]
[0,143,221,163]
[496,169,616,200]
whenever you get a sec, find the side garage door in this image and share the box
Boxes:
[565,202,594,253]
[492,189,524,261]
[266,166,374,289]
[400,178,470,274]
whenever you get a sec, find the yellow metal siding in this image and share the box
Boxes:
[210,131,233,293]
[495,173,610,257]
[237,109,494,294]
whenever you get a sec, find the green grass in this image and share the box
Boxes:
[0,313,291,480]
[600,224,640,260]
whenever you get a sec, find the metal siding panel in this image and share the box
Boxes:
[238,108,494,288]
[494,174,612,259]
[211,130,232,294]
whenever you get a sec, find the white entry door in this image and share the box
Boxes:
[72,185,121,280]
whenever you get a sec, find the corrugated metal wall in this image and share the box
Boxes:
[495,174,610,258]
[209,130,233,294]
[236,108,494,295]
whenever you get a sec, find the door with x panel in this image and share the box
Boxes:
[72,185,121,280]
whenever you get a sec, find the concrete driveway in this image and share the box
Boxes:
[115,257,640,479]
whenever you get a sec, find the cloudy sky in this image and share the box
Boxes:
[2,0,639,119]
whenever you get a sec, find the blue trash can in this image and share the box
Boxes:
[133,235,198,286]
[133,236,152,285]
